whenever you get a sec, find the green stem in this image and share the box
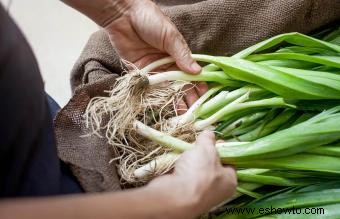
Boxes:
[134,120,192,151]
[236,187,263,199]
[148,70,241,87]
[195,97,293,130]
[197,85,264,117]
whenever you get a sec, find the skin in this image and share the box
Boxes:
[1,1,237,218]
[63,0,209,112]
[0,131,237,219]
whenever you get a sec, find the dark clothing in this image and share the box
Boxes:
[47,96,83,195]
[0,5,82,197]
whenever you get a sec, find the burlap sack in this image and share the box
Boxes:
[55,0,340,193]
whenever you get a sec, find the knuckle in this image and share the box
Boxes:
[224,167,238,189]
[175,46,191,61]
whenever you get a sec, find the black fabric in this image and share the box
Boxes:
[0,5,82,197]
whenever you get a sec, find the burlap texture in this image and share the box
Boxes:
[55,0,340,192]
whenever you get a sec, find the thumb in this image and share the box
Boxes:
[164,26,201,74]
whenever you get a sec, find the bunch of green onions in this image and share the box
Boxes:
[85,27,340,218]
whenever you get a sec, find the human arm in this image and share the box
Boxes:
[0,131,237,219]
[61,0,201,73]
[62,0,207,111]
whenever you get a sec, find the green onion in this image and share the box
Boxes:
[307,145,340,157]
[218,107,340,162]
[85,28,340,218]
[233,32,340,59]
[228,109,296,142]
[194,97,293,130]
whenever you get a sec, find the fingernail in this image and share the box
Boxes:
[190,62,201,74]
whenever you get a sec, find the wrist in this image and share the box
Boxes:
[102,0,152,31]
[62,0,133,28]
[97,0,133,28]
[145,175,202,219]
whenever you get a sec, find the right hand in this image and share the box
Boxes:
[148,131,237,218]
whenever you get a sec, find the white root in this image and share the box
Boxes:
[83,55,226,184]
[83,67,197,184]
[134,153,180,179]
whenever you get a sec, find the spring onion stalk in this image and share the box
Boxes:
[202,63,221,71]
[142,55,221,73]
[218,185,340,219]
[233,32,340,59]
[134,114,340,176]
[270,66,340,87]
[276,46,340,55]
[132,105,340,182]
[213,57,340,99]
[233,154,340,174]
[230,109,296,142]
[222,109,280,140]
[257,59,319,69]
[222,119,262,137]
[197,86,265,117]
[198,91,229,117]
[236,187,262,199]
[90,30,340,217]
[248,188,340,212]
[323,27,340,42]
[218,111,268,137]
[330,35,340,46]
[134,144,246,179]
[307,146,340,157]
[293,99,340,111]
[236,169,325,187]
[141,53,340,100]
[133,120,192,152]
[247,53,340,69]
[216,142,248,148]
[170,85,224,127]
[218,107,340,161]
[194,97,293,131]
[134,152,179,179]
[142,57,175,72]
[194,93,249,130]
[147,70,241,87]
[265,170,320,179]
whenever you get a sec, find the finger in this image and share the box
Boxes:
[220,166,238,196]
[195,130,216,152]
[195,82,209,96]
[183,84,199,107]
[216,140,225,144]
[176,99,188,115]
[164,26,201,74]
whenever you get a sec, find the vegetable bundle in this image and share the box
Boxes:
[84,27,340,218]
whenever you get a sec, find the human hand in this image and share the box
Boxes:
[63,0,206,109]
[104,0,201,74]
[104,0,207,111]
[147,131,237,219]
